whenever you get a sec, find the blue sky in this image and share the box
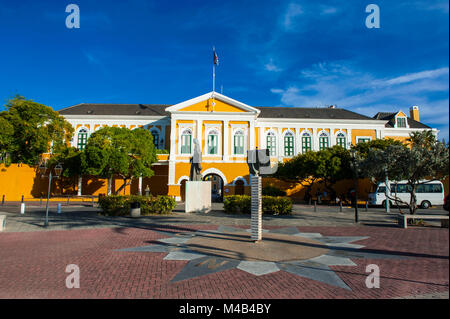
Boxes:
[0,0,448,139]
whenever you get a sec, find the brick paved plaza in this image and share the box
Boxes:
[0,203,448,299]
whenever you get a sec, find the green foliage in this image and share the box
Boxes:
[353,138,405,158]
[361,130,449,214]
[0,117,14,164]
[223,195,292,215]
[98,195,176,216]
[262,185,286,196]
[276,145,352,191]
[156,149,169,154]
[83,127,158,194]
[0,95,74,165]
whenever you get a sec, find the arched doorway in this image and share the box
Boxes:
[235,180,245,195]
[203,174,224,202]
[180,179,187,202]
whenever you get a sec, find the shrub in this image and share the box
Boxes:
[224,195,292,215]
[262,185,286,197]
[98,195,176,216]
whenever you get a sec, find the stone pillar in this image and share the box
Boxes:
[249,120,255,152]
[251,174,262,242]
[77,176,82,196]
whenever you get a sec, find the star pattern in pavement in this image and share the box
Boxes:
[117,226,408,291]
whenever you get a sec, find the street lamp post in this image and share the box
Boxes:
[350,148,359,223]
[39,162,63,227]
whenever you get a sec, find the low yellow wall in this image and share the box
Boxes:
[0,164,170,201]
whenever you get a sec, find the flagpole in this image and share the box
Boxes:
[212,46,215,112]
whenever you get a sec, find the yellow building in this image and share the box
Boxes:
[56,92,436,201]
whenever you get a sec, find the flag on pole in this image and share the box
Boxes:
[213,48,219,66]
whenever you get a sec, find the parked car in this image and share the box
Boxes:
[368,180,445,209]
[444,194,450,212]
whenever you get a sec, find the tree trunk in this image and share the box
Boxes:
[115,178,131,195]
[107,177,112,196]
[409,184,417,215]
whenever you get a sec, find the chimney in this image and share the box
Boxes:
[409,106,420,122]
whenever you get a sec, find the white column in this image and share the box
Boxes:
[77,176,82,196]
[168,118,176,185]
[277,128,283,161]
[223,120,229,161]
[138,175,143,195]
[330,129,336,147]
[312,128,318,151]
[249,120,255,151]
[294,127,299,155]
[196,119,203,146]
[347,129,353,147]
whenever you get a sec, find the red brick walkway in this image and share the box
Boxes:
[0,225,448,298]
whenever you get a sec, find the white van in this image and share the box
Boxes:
[368,180,445,209]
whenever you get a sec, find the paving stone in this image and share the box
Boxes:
[280,261,351,290]
[163,249,206,261]
[307,254,357,266]
[237,261,280,276]
[171,257,240,282]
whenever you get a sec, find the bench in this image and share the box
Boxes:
[398,214,449,229]
[0,215,5,231]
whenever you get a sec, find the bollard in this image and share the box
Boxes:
[67,197,70,205]
[57,203,61,214]
[20,202,25,214]
[314,200,317,212]
[365,201,368,212]
[21,195,24,203]
[1,195,4,206]
[339,201,343,212]
[308,198,311,205]
[92,196,95,207]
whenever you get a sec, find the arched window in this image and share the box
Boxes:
[180,129,192,154]
[301,131,312,153]
[150,130,160,149]
[233,130,245,155]
[77,129,88,150]
[284,131,294,156]
[266,131,276,156]
[319,131,329,150]
[207,129,219,155]
[336,132,346,148]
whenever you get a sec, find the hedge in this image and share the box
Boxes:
[223,195,292,215]
[98,195,176,216]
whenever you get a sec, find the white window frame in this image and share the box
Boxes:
[232,129,246,156]
[318,130,330,150]
[75,127,90,149]
[335,131,347,148]
[283,130,295,157]
[395,115,409,128]
[300,130,312,153]
[149,127,162,149]
[179,127,194,155]
[356,136,373,144]
[205,127,221,156]
[266,130,277,157]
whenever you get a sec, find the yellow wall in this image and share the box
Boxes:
[351,129,377,144]
[179,98,246,113]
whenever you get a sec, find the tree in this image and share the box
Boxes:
[361,131,449,214]
[275,146,352,200]
[0,95,74,165]
[0,117,14,164]
[82,126,158,195]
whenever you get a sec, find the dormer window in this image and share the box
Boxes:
[397,117,407,128]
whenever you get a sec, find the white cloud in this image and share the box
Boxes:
[265,58,282,72]
[283,3,303,31]
[270,62,449,140]
[383,67,449,85]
